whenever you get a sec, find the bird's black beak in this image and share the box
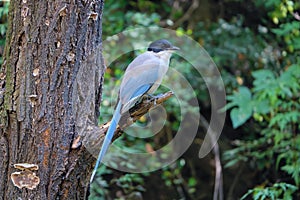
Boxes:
[169,46,180,51]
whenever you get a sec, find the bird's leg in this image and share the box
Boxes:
[143,93,155,100]
[142,94,157,105]
[146,93,166,106]
[134,93,164,108]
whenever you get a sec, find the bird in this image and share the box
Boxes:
[90,39,179,183]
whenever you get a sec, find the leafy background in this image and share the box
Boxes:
[1,0,299,199]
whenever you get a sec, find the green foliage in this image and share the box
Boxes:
[0,2,9,64]
[195,18,269,70]
[111,173,145,194]
[241,182,298,200]
[224,65,300,195]
[102,0,164,37]
[161,159,197,197]
[89,166,112,200]
[262,0,300,53]
[225,65,300,129]
[0,2,8,35]
[224,1,300,198]
[90,165,147,200]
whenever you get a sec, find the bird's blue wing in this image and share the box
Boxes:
[121,84,152,113]
[130,84,151,99]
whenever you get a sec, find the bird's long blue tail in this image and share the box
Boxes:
[90,102,122,183]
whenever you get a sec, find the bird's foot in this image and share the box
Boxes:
[142,93,155,100]
[142,94,158,105]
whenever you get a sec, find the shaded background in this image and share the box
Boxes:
[0,0,299,199]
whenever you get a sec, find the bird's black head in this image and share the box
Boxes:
[147,39,180,53]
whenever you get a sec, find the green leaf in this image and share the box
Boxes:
[235,86,252,103]
[188,177,197,187]
[224,158,240,168]
[252,69,275,82]
[226,87,253,128]
[230,106,252,128]
[252,99,270,114]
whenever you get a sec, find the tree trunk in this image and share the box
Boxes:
[0,0,104,199]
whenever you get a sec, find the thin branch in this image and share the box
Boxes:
[81,91,174,157]
[293,12,300,21]
[113,91,174,140]
[199,114,223,200]
[169,0,180,21]
[227,163,245,200]
[171,0,199,29]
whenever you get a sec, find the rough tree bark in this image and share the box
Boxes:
[0,0,104,199]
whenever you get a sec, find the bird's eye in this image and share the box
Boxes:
[148,48,162,53]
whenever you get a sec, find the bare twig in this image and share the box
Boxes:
[293,12,300,21]
[171,0,199,29]
[227,163,245,200]
[169,0,180,20]
[199,114,223,200]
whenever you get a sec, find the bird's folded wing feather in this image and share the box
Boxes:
[120,62,162,111]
